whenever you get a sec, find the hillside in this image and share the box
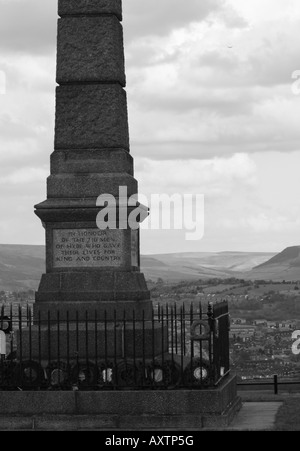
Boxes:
[1,243,299,290]
[141,251,275,282]
[256,246,300,268]
[246,246,300,281]
[0,244,44,291]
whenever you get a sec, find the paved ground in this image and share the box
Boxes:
[0,403,283,431]
[224,402,283,431]
[0,396,286,431]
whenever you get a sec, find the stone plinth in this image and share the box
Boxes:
[34,224,150,321]
[0,375,241,430]
[47,173,136,198]
[50,149,133,175]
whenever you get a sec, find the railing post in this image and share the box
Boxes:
[274,374,278,395]
[207,303,214,385]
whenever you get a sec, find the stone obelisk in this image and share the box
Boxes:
[34,0,151,321]
[15,2,241,427]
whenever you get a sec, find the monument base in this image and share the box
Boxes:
[0,374,241,430]
[35,270,152,321]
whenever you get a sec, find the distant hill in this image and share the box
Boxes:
[246,246,300,281]
[141,251,275,282]
[255,246,300,268]
[0,244,44,291]
[141,256,167,268]
[1,243,298,290]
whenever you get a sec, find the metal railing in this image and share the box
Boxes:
[0,302,230,391]
[237,375,300,395]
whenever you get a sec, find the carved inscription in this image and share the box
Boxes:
[53,229,123,268]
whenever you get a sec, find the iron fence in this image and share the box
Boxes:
[0,301,230,391]
[237,375,300,395]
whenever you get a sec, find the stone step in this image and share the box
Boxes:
[0,376,241,430]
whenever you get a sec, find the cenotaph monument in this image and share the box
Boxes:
[34,0,152,322]
[11,1,241,430]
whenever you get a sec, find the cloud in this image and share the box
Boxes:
[0,193,44,245]
[221,214,300,233]
[0,55,55,94]
[123,0,246,41]
[0,167,48,185]
[0,0,299,254]
[0,0,56,55]
[124,9,300,160]
[136,153,257,197]
[0,0,246,56]
[0,87,54,171]
[128,89,300,161]
[0,114,35,141]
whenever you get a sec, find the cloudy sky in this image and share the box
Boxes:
[0,0,300,254]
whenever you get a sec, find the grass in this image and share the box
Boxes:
[274,397,300,431]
